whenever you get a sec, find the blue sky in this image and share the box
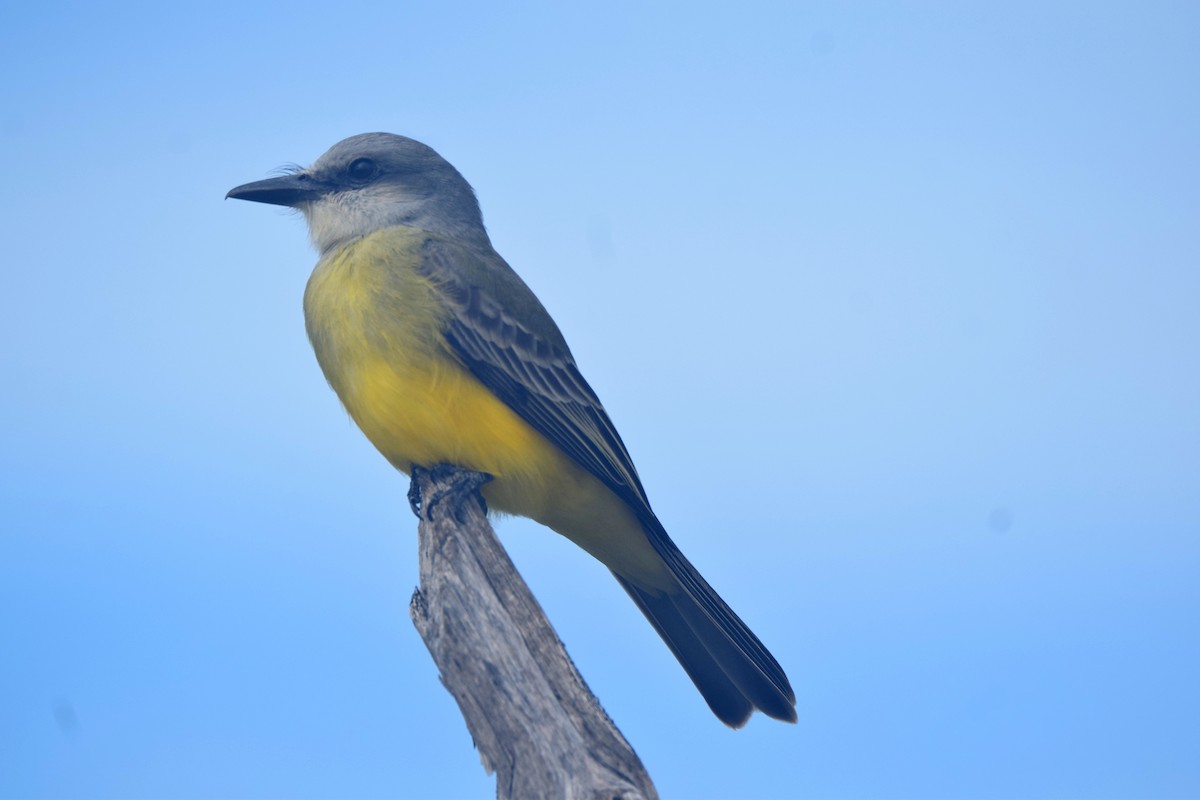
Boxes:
[2,2,1197,798]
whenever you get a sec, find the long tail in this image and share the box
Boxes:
[613,528,796,727]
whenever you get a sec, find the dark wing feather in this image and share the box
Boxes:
[418,237,796,723]
[420,239,651,511]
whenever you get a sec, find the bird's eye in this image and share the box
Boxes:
[347,158,378,182]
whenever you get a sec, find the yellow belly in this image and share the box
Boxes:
[303,228,670,588]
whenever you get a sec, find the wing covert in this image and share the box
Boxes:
[419,238,651,512]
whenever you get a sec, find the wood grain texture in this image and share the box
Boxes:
[407,464,658,800]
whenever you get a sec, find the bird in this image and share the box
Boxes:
[227,133,795,727]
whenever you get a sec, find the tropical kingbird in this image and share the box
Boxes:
[227,133,795,727]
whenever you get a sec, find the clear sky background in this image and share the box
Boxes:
[2,2,1197,798]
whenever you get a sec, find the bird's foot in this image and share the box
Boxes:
[408,464,493,520]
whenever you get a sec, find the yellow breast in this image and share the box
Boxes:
[304,228,534,475]
[302,227,668,587]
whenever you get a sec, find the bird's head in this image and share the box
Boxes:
[227,132,486,254]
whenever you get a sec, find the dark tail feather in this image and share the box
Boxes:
[614,554,796,727]
[616,573,755,726]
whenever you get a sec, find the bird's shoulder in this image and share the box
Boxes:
[414,232,572,356]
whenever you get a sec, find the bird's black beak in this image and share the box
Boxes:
[226,173,327,207]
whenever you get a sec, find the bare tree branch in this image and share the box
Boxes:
[408,464,659,800]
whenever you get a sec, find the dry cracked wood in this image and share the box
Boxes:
[408,464,658,800]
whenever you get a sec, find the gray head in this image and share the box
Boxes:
[227,133,487,254]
